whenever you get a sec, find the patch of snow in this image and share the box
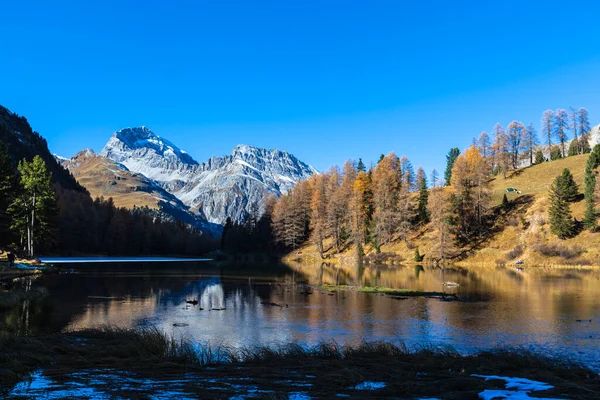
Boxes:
[472,374,560,400]
[350,381,387,390]
[53,154,68,161]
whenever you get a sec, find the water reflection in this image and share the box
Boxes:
[1,262,599,371]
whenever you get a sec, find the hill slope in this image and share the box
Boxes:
[59,149,218,233]
[0,106,83,192]
[288,154,600,267]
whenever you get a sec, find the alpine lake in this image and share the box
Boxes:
[2,258,600,398]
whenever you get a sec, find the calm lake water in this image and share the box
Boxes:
[3,261,600,371]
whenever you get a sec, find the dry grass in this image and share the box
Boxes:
[288,155,600,268]
[67,154,163,210]
[1,327,599,399]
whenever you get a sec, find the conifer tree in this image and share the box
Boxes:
[8,156,56,257]
[428,186,451,263]
[399,156,415,191]
[430,169,439,188]
[523,123,539,165]
[501,193,510,211]
[351,170,372,247]
[583,145,600,229]
[492,123,509,178]
[372,153,400,245]
[534,149,545,164]
[569,106,579,155]
[449,146,490,243]
[579,137,591,154]
[417,172,429,223]
[568,139,579,157]
[477,132,490,158]
[444,148,460,186]
[553,109,569,157]
[507,121,525,169]
[542,110,554,148]
[310,173,329,257]
[549,174,575,239]
[357,158,366,172]
[578,108,591,141]
[0,141,17,247]
[550,146,562,161]
[557,168,578,202]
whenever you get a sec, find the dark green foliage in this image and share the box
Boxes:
[501,193,510,210]
[444,148,460,186]
[0,141,17,247]
[583,145,600,229]
[550,146,562,161]
[377,154,385,164]
[534,149,545,164]
[8,156,57,257]
[417,176,429,223]
[568,140,579,157]
[414,247,424,262]
[579,137,591,154]
[357,158,366,172]
[557,168,579,202]
[219,206,275,254]
[549,174,575,239]
[55,188,215,256]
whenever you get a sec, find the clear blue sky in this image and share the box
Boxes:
[2,0,600,175]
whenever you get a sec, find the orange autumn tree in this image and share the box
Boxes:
[371,153,401,246]
[351,170,373,249]
[449,145,491,244]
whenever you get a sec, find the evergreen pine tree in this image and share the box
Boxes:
[501,193,510,211]
[357,158,366,172]
[444,148,460,186]
[583,145,600,229]
[549,174,575,239]
[8,156,56,257]
[417,175,429,223]
[557,168,578,202]
[0,141,17,248]
[579,137,591,154]
[550,146,562,161]
[534,149,545,164]
[568,140,579,157]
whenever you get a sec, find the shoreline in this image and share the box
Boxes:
[1,327,599,399]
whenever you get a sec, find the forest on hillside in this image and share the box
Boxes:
[264,107,600,262]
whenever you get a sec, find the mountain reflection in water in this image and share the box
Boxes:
[2,261,599,371]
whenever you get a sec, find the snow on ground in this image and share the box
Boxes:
[350,381,387,390]
[471,374,561,400]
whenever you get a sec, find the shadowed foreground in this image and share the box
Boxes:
[1,327,599,399]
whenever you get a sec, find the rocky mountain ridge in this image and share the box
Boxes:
[92,127,317,225]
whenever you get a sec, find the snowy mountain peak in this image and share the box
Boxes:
[99,128,317,224]
[101,127,198,167]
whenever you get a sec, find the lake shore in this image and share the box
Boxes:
[1,327,599,399]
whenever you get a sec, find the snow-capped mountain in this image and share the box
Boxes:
[59,149,219,234]
[100,127,317,224]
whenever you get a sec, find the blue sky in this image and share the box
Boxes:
[2,0,600,174]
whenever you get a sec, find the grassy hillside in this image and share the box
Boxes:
[66,152,167,210]
[286,154,600,267]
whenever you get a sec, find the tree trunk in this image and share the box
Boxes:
[30,191,36,258]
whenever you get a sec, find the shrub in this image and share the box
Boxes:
[506,245,524,260]
[535,243,584,259]
[507,217,519,227]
